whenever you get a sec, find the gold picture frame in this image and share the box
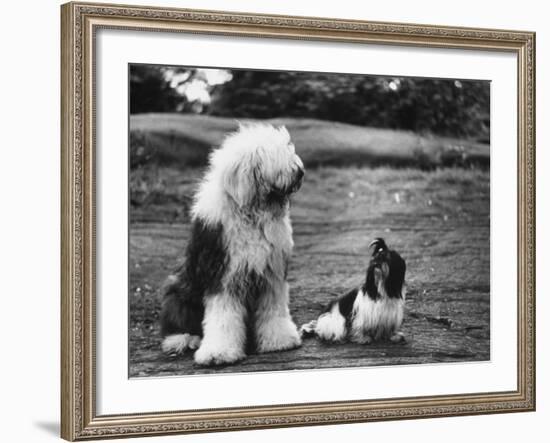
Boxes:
[61,1,536,440]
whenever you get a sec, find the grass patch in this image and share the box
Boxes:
[130,113,490,170]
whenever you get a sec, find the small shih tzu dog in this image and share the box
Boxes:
[160,123,305,366]
[301,238,406,344]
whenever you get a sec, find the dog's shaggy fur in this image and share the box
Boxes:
[160,123,305,366]
[301,238,406,344]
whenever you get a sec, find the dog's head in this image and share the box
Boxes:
[363,238,406,300]
[211,123,304,211]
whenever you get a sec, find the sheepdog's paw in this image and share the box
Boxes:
[300,320,318,338]
[350,333,373,345]
[193,343,246,366]
[257,319,302,353]
[161,334,202,356]
[390,332,406,343]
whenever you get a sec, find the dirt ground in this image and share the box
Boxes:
[129,166,490,377]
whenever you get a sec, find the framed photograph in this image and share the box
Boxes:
[61,1,536,440]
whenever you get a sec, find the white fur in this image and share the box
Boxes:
[190,124,303,365]
[255,281,301,352]
[314,304,347,342]
[349,288,405,343]
[306,285,406,344]
[192,123,303,224]
[194,294,247,366]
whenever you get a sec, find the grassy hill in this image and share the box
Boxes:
[130,113,490,170]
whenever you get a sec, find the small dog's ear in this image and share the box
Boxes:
[364,264,379,300]
[385,253,406,299]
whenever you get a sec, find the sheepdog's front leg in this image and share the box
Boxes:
[349,330,373,345]
[194,293,247,366]
[255,281,301,353]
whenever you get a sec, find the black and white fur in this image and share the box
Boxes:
[160,124,305,366]
[301,238,406,344]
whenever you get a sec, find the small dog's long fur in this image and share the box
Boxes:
[160,123,305,366]
[301,238,406,344]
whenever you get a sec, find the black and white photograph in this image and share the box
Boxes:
[128,64,491,377]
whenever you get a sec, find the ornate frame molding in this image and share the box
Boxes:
[61,2,535,440]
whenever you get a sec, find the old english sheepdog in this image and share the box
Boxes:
[160,123,305,366]
[301,238,406,344]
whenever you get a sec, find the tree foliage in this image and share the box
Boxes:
[209,71,489,140]
[130,66,490,140]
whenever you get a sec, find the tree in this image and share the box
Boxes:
[130,65,186,114]
[209,71,489,139]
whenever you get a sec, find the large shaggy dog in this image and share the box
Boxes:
[301,238,406,344]
[160,123,305,366]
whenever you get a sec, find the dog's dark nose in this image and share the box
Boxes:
[289,167,304,193]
